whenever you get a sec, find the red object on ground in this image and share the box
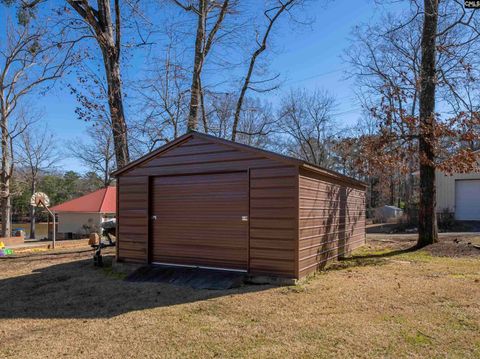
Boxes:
[50,187,116,213]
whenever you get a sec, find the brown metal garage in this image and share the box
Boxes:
[112,132,366,280]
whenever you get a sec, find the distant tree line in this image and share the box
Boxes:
[11,170,107,223]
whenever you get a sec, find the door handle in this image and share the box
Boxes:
[151,215,157,220]
[242,216,248,222]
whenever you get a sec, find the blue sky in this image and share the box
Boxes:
[1,0,406,173]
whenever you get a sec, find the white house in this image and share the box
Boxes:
[50,187,116,239]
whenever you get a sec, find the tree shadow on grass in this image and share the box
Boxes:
[346,246,417,261]
[0,255,272,320]
[329,247,418,270]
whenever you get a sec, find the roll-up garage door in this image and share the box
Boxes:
[150,172,249,270]
[455,180,480,220]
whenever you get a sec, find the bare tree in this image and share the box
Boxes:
[278,88,338,167]
[68,124,116,188]
[172,0,234,131]
[232,0,302,141]
[345,12,423,219]
[346,1,480,246]
[65,0,130,168]
[0,16,75,237]
[130,37,190,154]
[17,124,59,239]
[207,93,275,147]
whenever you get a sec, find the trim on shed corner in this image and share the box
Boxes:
[115,183,120,262]
[247,168,251,274]
[147,176,151,265]
[295,168,300,279]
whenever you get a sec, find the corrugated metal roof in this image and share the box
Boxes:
[50,187,116,213]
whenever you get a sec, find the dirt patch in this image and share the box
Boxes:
[425,236,480,257]
[366,233,480,258]
[367,221,480,234]
[11,238,91,252]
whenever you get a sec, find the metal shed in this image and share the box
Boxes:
[112,132,366,279]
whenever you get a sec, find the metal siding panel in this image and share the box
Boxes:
[117,176,149,262]
[249,167,298,278]
[298,169,366,277]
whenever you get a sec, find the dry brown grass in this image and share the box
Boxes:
[0,234,479,358]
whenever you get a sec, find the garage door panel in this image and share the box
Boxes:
[153,246,247,259]
[153,239,244,253]
[154,219,246,227]
[152,227,249,240]
[157,227,248,235]
[152,192,247,200]
[154,172,245,185]
[151,172,249,270]
[153,204,247,212]
[455,180,480,220]
[153,255,247,269]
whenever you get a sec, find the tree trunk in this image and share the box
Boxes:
[0,107,10,238]
[0,197,11,238]
[29,180,36,239]
[199,77,208,133]
[417,0,439,248]
[231,1,293,141]
[187,0,206,132]
[102,47,129,168]
[390,177,395,205]
[232,45,264,142]
[104,156,109,188]
[66,0,130,169]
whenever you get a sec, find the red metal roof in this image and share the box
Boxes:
[50,187,116,213]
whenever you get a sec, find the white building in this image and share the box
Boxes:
[50,187,116,239]
[436,171,480,220]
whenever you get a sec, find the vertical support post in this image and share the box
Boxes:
[52,212,56,249]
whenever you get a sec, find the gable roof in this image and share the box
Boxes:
[50,187,116,213]
[111,131,366,187]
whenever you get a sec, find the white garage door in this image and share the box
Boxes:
[455,180,480,220]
